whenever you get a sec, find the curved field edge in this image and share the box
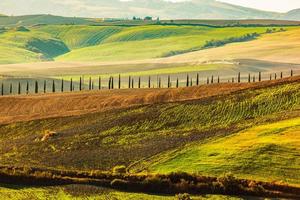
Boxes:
[131,117,300,186]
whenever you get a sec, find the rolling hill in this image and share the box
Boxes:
[0,76,299,175]
[282,9,300,21]
[54,26,275,62]
[0,25,278,64]
[0,76,299,199]
[0,0,296,20]
[0,27,69,64]
[133,117,300,185]
[0,25,299,82]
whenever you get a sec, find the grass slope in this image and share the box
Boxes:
[56,26,274,62]
[0,28,69,64]
[166,27,300,65]
[139,117,300,185]
[0,78,299,173]
[35,25,124,49]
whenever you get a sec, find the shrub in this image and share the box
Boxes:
[14,26,30,32]
[112,165,126,174]
[217,173,240,193]
[176,193,191,200]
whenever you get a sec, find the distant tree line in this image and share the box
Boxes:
[203,33,260,49]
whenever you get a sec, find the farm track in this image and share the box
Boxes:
[0,76,299,125]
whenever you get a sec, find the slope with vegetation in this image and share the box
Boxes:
[0,77,299,199]
[133,117,300,185]
[0,77,299,174]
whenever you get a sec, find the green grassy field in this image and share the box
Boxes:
[55,26,277,62]
[136,117,300,185]
[0,24,293,64]
[0,28,69,64]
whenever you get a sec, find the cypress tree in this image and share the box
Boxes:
[44,80,46,93]
[218,76,220,84]
[61,79,64,92]
[238,72,241,83]
[176,78,179,88]
[118,74,121,89]
[1,83,3,96]
[196,73,199,86]
[211,75,214,84]
[253,75,256,82]
[70,78,73,92]
[280,72,283,79]
[89,77,92,90]
[270,74,272,80]
[232,78,234,83]
[18,82,21,95]
[207,77,209,84]
[138,77,141,89]
[259,72,261,82]
[99,76,101,90]
[148,76,151,88]
[167,75,170,88]
[275,73,277,80]
[52,80,55,93]
[92,81,94,90]
[190,78,192,86]
[10,83,12,94]
[186,74,189,87]
[158,77,161,88]
[128,76,131,89]
[35,81,38,94]
[26,81,29,94]
[291,69,293,77]
[248,73,251,83]
[111,77,114,89]
[108,77,111,89]
[79,77,82,91]
[132,78,134,89]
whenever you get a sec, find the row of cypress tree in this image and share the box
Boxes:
[0,70,295,96]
